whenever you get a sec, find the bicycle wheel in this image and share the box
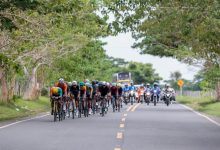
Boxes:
[112,97,115,112]
[71,100,75,119]
[78,100,82,118]
[53,101,57,122]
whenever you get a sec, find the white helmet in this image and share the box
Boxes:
[68,82,72,86]
[72,81,77,85]
[58,78,64,83]
[85,82,91,87]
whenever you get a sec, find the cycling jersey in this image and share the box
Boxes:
[99,86,109,97]
[123,86,130,92]
[80,86,86,97]
[129,86,136,91]
[118,87,123,96]
[55,82,68,95]
[86,85,93,96]
[50,87,62,97]
[110,86,118,95]
[69,85,79,95]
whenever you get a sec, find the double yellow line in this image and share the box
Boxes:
[126,103,141,112]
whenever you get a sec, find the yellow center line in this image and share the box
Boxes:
[120,124,125,128]
[131,103,141,112]
[126,105,133,112]
[121,118,126,122]
[117,132,123,139]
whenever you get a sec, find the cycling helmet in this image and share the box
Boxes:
[166,84,170,87]
[117,83,121,87]
[102,81,106,85]
[85,82,91,87]
[146,83,150,86]
[68,82,72,86]
[72,81,77,85]
[79,82,85,86]
[106,82,110,86]
[84,79,90,83]
[112,83,116,86]
[98,81,105,86]
[92,80,96,84]
[58,78,64,84]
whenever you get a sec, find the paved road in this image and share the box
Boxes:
[0,102,220,150]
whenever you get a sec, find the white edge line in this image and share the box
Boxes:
[0,113,50,129]
[180,104,220,127]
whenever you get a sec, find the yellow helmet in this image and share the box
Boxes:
[117,83,121,87]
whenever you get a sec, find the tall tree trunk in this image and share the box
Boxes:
[216,81,220,101]
[23,66,40,100]
[0,68,9,102]
[8,75,16,100]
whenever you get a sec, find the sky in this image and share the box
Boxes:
[102,32,200,81]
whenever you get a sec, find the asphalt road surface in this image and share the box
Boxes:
[0,102,220,150]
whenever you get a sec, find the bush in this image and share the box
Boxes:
[41,87,49,96]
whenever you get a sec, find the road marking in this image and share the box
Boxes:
[123,113,128,117]
[131,103,141,112]
[180,104,220,127]
[117,132,123,139]
[114,148,121,150]
[120,124,125,128]
[121,118,126,122]
[0,113,49,130]
[126,105,133,112]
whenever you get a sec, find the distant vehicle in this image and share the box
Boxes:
[112,72,132,86]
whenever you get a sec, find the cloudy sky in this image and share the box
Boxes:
[102,32,200,81]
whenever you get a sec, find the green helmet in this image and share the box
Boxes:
[79,82,85,86]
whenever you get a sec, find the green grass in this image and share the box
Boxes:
[177,96,220,117]
[0,97,50,121]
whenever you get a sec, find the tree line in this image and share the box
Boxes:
[1,0,219,102]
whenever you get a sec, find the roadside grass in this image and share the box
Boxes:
[0,97,50,121]
[177,96,220,117]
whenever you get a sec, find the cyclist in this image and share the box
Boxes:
[98,81,109,97]
[129,82,136,91]
[79,82,86,116]
[50,86,62,115]
[117,83,123,108]
[123,84,130,93]
[129,82,136,99]
[55,78,68,96]
[98,81,109,115]
[110,83,118,111]
[85,82,93,115]
[69,81,79,113]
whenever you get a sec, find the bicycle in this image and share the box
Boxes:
[78,96,84,118]
[100,96,107,117]
[83,96,89,117]
[112,95,117,112]
[117,96,122,112]
[68,94,75,119]
[51,96,63,122]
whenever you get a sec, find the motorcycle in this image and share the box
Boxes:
[164,91,172,106]
[152,90,158,106]
[129,90,135,105]
[144,91,151,105]
[123,91,129,105]
[139,90,145,103]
